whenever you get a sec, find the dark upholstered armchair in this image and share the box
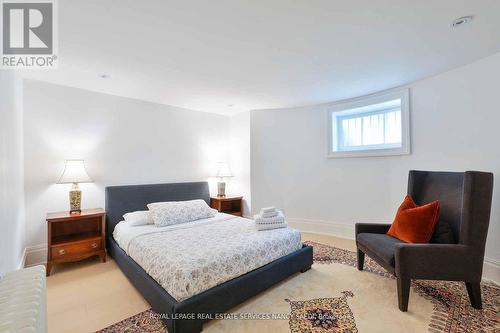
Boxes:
[356,170,493,312]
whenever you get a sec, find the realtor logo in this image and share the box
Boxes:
[1,0,57,68]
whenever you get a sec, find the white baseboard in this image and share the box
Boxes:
[483,257,500,284]
[288,218,499,284]
[288,218,355,240]
[19,247,27,270]
[24,244,47,268]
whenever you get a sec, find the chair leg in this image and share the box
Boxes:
[397,276,411,312]
[465,281,482,309]
[357,249,365,271]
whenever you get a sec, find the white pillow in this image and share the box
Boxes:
[123,210,153,226]
[147,199,217,227]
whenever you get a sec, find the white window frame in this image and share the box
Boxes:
[327,88,410,158]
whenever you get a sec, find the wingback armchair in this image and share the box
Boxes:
[355,170,493,311]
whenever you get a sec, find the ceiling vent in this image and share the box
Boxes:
[452,16,473,28]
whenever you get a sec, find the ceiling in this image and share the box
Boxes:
[21,0,500,115]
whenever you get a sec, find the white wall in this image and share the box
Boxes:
[251,52,500,281]
[229,111,251,216]
[23,80,230,252]
[0,72,25,276]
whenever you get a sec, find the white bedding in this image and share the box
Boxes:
[113,213,302,301]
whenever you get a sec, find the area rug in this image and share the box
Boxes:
[96,309,167,332]
[286,291,358,333]
[95,241,499,333]
[304,241,500,333]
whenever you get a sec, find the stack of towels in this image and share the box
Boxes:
[254,206,287,231]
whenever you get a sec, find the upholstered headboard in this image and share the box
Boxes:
[105,182,210,237]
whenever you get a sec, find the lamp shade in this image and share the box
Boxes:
[57,160,92,184]
[214,162,233,178]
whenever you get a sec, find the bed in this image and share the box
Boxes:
[105,182,313,333]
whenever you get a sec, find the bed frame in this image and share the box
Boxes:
[105,182,313,333]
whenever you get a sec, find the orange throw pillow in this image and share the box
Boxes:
[387,195,440,243]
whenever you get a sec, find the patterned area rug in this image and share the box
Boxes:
[304,241,500,333]
[96,309,167,332]
[286,291,358,333]
[95,241,500,333]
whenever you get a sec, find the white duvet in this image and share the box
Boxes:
[113,213,302,301]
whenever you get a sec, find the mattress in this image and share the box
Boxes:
[113,213,302,301]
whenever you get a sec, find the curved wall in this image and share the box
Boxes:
[250,52,500,281]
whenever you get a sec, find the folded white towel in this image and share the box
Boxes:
[254,211,285,224]
[260,206,277,214]
[254,211,287,231]
[256,221,287,231]
[261,210,278,218]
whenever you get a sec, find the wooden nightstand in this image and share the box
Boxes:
[210,196,243,216]
[46,208,106,276]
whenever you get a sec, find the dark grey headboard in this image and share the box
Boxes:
[105,182,210,237]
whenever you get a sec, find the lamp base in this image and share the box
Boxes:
[217,181,226,197]
[69,183,82,214]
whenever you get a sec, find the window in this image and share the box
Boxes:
[328,89,410,158]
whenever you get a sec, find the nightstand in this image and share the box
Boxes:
[46,208,106,276]
[210,196,243,216]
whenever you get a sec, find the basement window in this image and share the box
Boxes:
[328,89,410,158]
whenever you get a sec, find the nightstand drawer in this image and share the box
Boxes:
[51,239,103,259]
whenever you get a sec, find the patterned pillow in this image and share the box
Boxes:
[147,199,217,227]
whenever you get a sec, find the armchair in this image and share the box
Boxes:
[355,170,493,311]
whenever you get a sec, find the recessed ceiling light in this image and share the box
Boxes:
[451,16,473,28]
[227,104,234,107]
[98,74,110,79]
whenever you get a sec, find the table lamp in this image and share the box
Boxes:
[57,160,93,214]
[214,162,233,197]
